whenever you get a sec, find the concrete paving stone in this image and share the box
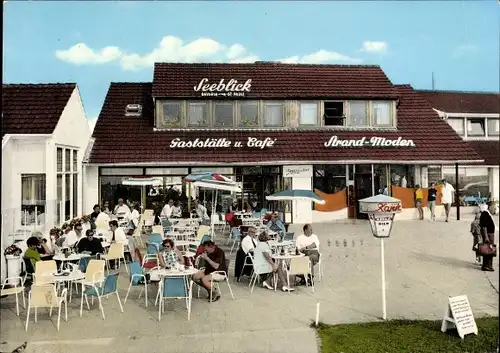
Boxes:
[1,218,499,353]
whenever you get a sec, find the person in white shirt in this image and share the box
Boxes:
[253,232,294,292]
[126,203,141,229]
[440,179,455,222]
[171,201,182,218]
[114,198,131,220]
[193,200,209,220]
[62,224,78,248]
[295,224,320,284]
[108,219,133,265]
[160,199,174,218]
[235,226,258,281]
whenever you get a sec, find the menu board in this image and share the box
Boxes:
[441,295,478,339]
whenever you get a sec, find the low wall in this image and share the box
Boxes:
[312,208,348,222]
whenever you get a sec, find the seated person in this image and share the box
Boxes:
[295,223,320,284]
[62,223,78,248]
[192,240,227,302]
[253,233,294,292]
[158,238,185,268]
[109,219,134,262]
[25,236,42,268]
[235,226,258,281]
[35,236,52,259]
[171,201,182,218]
[267,212,286,238]
[77,229,104,255]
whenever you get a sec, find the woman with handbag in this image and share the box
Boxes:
[478,202,496,272]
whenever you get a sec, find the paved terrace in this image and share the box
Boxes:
[1,215,498,353]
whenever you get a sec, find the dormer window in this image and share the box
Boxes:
[348,101,368,126]
[467,118,485,136]
[323,101,344,126]
[372,101,392,126]
[447,118,465,136]
[125,104,142,116]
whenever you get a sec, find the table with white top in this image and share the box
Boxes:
[53,253,91,270]
[268,240,293,248]
[39,270,86,302]
[271,253,304,260]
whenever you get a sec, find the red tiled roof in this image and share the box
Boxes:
[466,140,499,166]
[152,63,398,99]
[2,83,76,136]
[416,90,500,114]
[89,82,482,165]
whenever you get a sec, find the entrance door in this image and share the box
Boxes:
[354,174,373,219]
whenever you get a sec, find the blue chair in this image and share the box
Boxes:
[260,208,268,215]
[157,276,192,321]
[146,242,160,256]
[124,261,148,307]
[161,218,170,233]
[148,233,163,252]
[252,212,261,219]
[80,272,124,320]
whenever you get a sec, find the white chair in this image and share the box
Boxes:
[132,226,144,248]
[25,284,68,332]
[285,257,314,293]
[1,275,27,316]
[151,225,164,235]
[208,259,235,302]
[249,261,274,294]
[101,243,128,273]
[33,260,57,284]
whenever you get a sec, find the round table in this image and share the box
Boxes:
[268,240,293,248]
[272,253,305,260]
[53,253,91,262]
[39,270,86,302]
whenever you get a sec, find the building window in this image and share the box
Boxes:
[187,102,208,126]
[443,166,489,202]
[349,101,368,126]
[323,101,344,126]
[487,118,499,136]
[57,148,63,172]
[427,166,442,186]
[299,102,318,125]
[313,165,346,194]
[214,102,233,127]
[467,118,485,136]
[239,101,259,127]
[21,174,46,226]
[162,102,181,126]
[264,102,284,127]
[57,147,79,222]
[447,118,465,135]
[372,101,392,126]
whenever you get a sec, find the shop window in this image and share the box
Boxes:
[390,165,414,188]
[427,166,442,185]
[72,150,78,172]
[313,165,346,194]
[65,149,71,172]
[373,165,389,194]
[447,118,465,135]
[187,102,208,126]
[21,174,46,226]
[299,102,318,125]
[214,102,233,127]
[487,118,499,136]
[57,175,62,223]
[239,101,259,127]
[442,166,489,202]
[263,102,283,127]
[372,101,392,126]
[162,102,182,126]
[467,118,485,136]
[323,101,344,126]
[348,101,368,126]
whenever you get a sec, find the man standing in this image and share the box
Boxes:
[427,182,438,221]
[440,179,455,222]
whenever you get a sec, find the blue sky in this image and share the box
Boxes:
[3,1,499,129]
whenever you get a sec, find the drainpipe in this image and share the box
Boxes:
[455,163,460,221]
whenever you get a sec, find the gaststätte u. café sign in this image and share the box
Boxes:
[169,137,275,149]
[324,135,416,148]
[194,78,252,97]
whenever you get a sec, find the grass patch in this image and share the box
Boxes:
[315,317,499,353]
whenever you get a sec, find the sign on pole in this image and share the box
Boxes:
[441,295,478,339]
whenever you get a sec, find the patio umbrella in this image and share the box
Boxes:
[122,177,163,210]
[184,172,241,237]
[266,189,326,204]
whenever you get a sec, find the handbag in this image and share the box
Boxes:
[477,243,497,257]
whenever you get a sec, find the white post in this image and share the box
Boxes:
[34,206,38,232]
[380,238,387,320]
[315,302,320,326]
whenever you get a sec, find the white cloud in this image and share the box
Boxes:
[55,35,362,70]
[278,50,362,64]
[87,117,98,133]
[56,43,122,65]
[360,41,388,54]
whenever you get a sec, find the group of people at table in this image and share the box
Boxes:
[21,196,322,305]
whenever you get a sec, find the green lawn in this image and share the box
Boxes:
[316,317,499,353]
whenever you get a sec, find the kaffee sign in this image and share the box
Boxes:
[194,78,252,97]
